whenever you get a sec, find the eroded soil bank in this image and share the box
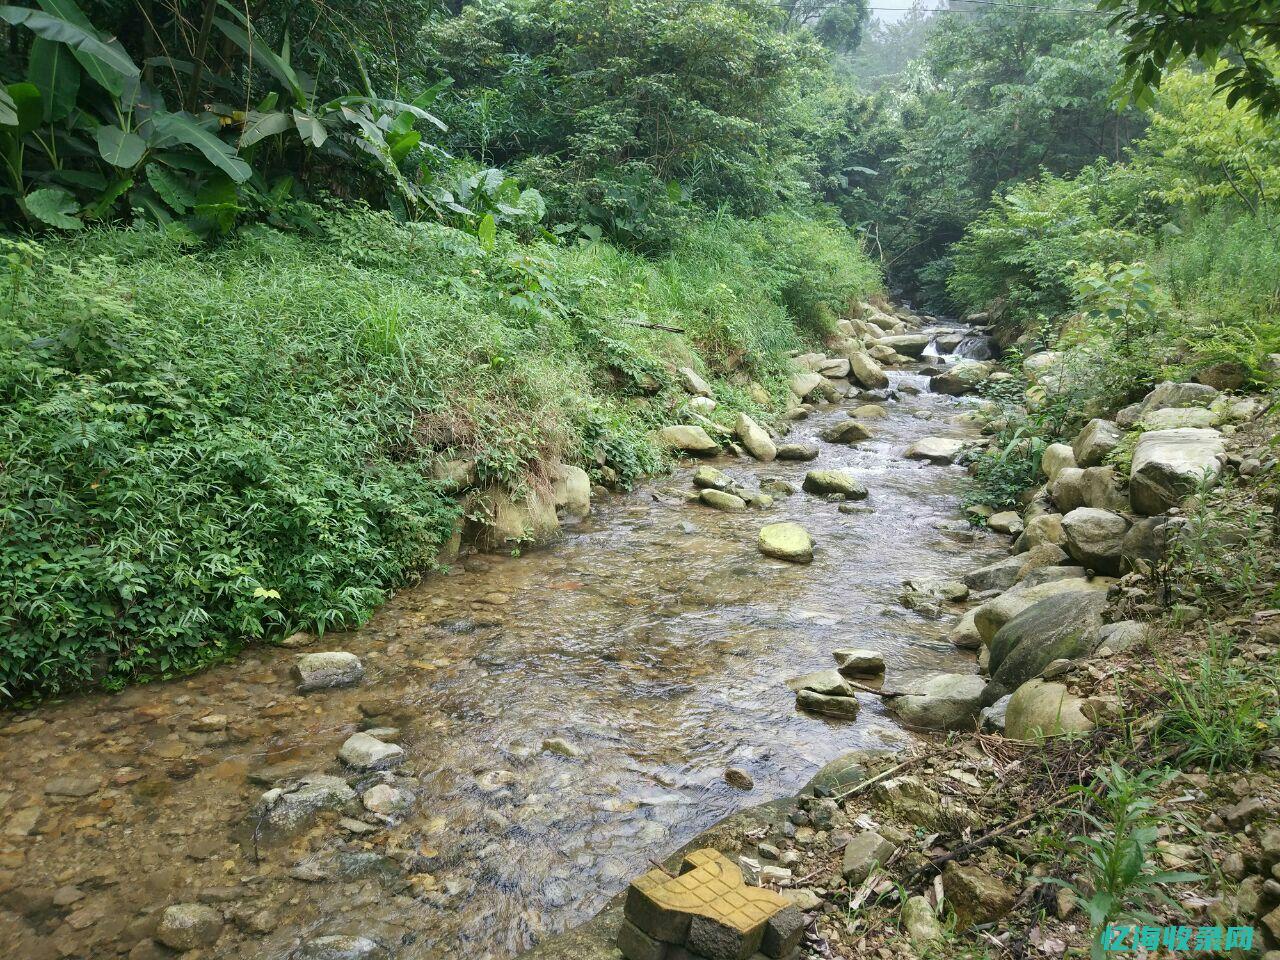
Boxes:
[0,353,1002,960]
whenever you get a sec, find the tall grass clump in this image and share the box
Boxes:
[0,204,879,701]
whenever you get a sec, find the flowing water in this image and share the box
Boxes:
[0,344,1003,960]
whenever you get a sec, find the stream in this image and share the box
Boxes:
[0,333,1004,960]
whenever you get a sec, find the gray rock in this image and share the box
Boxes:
[988,511,1023,535]
[1041,443,1076,482]
[820,420,872,444]
[1023,513,1066,549]
[735,413,777,462]
[1097,620,1148,654]
[902,895,943,945]
[659,425,720,457]
[973,577,1111,647]
[1121,516,1182,573]
[789,372,824,401]
[294,935,387,960]
[1141,407,1218,430]
[1138,380,1219,414]
[361,784,410,817]
[693,466,734,490]
[550,463,592,521]
[891,673,986,731]
[930,359,993,396]
[775,443,818,461]
[963,554,1027,593]
[1051,467,1086,514]
[1019,564,1086,588]
[44,776,101,798]
[1129,428,1225,514]
[786,669,855,697]
[875,334,932,357]
[847,350,890,390]
[842,830,895,883]
[254,775,356,832]
[905,436,965,464]
[802,469,867,499]
[979,695,1011,733]
[833,649,885,676]
[796,689,859,718]
[1079,465,1128,512]
[156,904,223,951]
[1062,507,1130,575]
[292,652,365,692]
[758,522,813,563]
[338,733,404,772]
[948,608,982,649]
[1072,419,1123,468]
[699,488,747,512]
[678,366,713,397]
[1004,679,1094,740]
[985,590,1107,703]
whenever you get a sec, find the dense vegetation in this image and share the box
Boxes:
[2,0,1280,701]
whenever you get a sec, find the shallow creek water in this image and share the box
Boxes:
[0,353,1005,960]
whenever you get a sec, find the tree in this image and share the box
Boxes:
[1101,0,1280,116]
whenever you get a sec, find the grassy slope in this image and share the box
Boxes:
[0,205,880,702]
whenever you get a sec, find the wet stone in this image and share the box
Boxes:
[292,652,365,692]
[294,935,388,960]
[44,776,102,798]
[338,733,404,772]
[155,903,223,951]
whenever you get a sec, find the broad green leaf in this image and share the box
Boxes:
[23,185,81,228]
[239,110,292,148]
[388,130,420,165]
[1,6,139,81]
[477,213,496,249]
[95,124,146,168]
[6,82,43,134]
[150,112,252,183]
[82,174,131,219]
[28,37,79,121]
[292,110,327,148]
[0,87,17,126]
[145,163,195,212]
[213,14,307,108]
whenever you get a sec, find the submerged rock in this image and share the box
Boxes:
[156,904,223,951]
[699,489,747,512]
[254,775,356,831]
[758,522,814,563]
[292,652,365,693]
[295,936,388,960]
[904,437,965,464]
[802,470,867,499]
[820,420,872,444]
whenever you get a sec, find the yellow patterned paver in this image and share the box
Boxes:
[624,848,789,950]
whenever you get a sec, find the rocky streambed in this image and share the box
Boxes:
[0,320,1006,960]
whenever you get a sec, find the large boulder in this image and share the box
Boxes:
[1072,419,1123,468]
[1121,515,1181,573]
[253,774,356,832]
[847,350,889,390]
[1022,514,1066,550]
[973,577,1110,646]
[699,489,746,512]
[1023,351,1063,383]
[293,652,365,692]
[678,366,713,397]
[469,484,561,550]
[891,673,986,731]
[1140,407,1218,431]
[550,463,592,521]
[776,442,819,461]
[821,420,872,444]
[802,470,867,499]
[735,413,777,462]
[1139,380,1219,414]
[942,862,1015,929]
[1129,428,1225,515]
[1050,467,1086,514]
[963,554,1027,593]
[1004,679,1094,740]
[1041,443,1077,482]
[759,522,813,563]
[660,425,721,457]
[930,360,993,396]
[1061,507,1130,575]
[874,334,931,358]
[1079,465,1128,512]
[789,372,825,401]
[984,590,1107,703]
[948,608,981,650]
[905,437,965,464]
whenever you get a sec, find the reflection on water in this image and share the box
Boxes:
[0,364,1002,959]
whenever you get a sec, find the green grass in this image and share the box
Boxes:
[0,203,879,702]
